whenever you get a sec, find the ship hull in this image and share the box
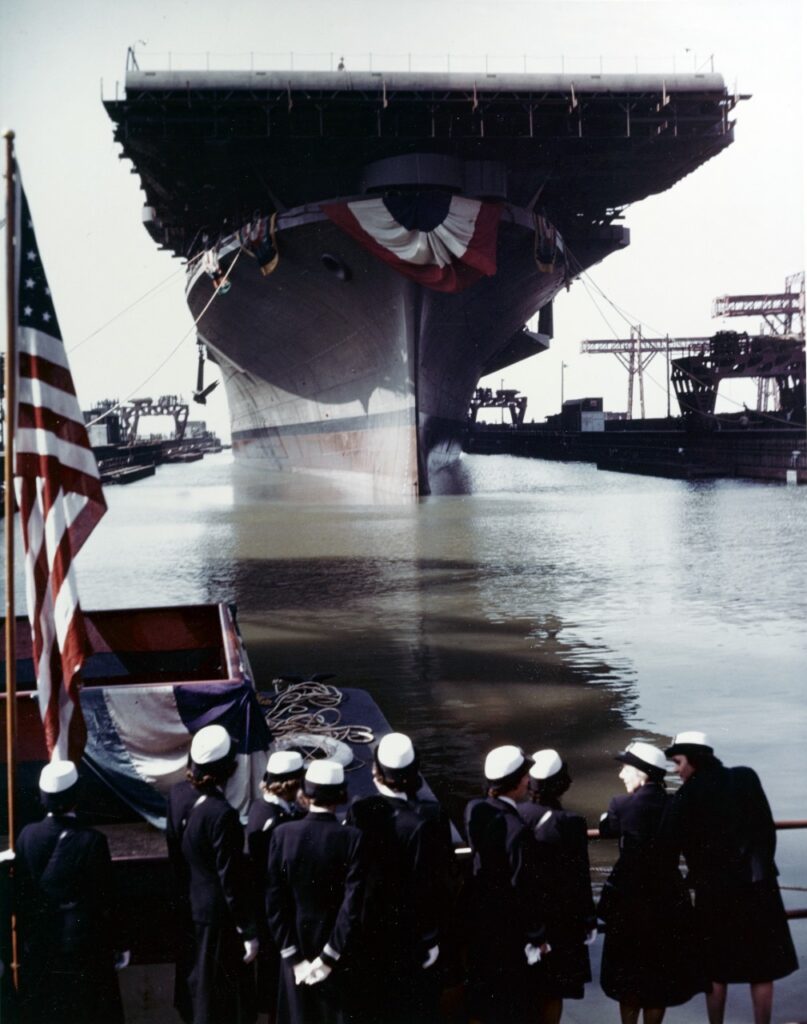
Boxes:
[187,205,624,497]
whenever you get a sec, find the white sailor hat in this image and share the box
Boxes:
[484,745,531,783]
[665,731,713,757]
[39,760,78,794]
[190,724,232,765]
[377,733,416,770]
[615,741,667,777]
[303,758,347,802]
[305,759,345,787]
[529,749,563,780]
[265,750,304,781]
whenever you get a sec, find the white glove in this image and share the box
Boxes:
[422,945,439,969]
[0,849,15,864]
[293,959,313,985]
[114,950,131,971]
[584,928,598,946]
[304,956,333,985]
[242,938,259,964]
[524,943,542,965]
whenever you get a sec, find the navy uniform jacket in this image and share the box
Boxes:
[464,796,546,953]
[246,796,300,898]
[464,797,547,1022]
[520,801,595,995]
[15,814,123,1024]
[597,782,705,1006]
[16,814,119,957]
[663,763,778,888]
[266,811,365,967]
[166,780,255,935]
[345,793,445,962]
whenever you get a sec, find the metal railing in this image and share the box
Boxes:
[455,820,807,920]
[122,48,719,77]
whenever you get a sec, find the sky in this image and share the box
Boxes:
[0,0,804,438]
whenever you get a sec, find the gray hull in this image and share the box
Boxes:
[187,204,624,497]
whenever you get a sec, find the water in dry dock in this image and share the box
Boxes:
[5,451,807,892]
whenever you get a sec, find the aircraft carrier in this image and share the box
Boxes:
[104,68,740,496]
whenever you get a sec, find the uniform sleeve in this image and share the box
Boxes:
[567,816,597,929]
[212,807,256,939]
[320,829,367,967]
[511,823,546,946]
[408,819,445,952]
[266,829,300,964]
[598,796,623,840]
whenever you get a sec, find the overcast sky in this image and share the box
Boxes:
[1,0,804,436]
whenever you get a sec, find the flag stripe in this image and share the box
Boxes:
[19,350,78,395]
[18,325,72,369]
[12,168,107,762]
[18,377,85,424]
[18,402,94,449]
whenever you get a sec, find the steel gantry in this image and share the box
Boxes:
[712,271,805,411]
[579,328,712,418]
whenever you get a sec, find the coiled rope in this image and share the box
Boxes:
[257,681,376,763]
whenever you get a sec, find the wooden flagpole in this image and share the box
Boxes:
[3,128,20,989]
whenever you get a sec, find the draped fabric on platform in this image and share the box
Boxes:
[80,680,271,827]
[323,194,502,292]
[12,170,107,761]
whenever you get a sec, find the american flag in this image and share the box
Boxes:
[12,171,106,760]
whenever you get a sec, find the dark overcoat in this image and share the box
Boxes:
[519,801,595,999]
[598,782,706,1007]
[345,793,450,1022]
[15,814,124,1024]
[166,780,256,1024]
[663,762,797,983]
[266,811,366,1024]
[463,796,547,1023]
[245,795,300,1012]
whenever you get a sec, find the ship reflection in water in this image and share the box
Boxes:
[40,451,806,904]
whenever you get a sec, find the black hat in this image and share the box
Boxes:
[664,730,714,759]
[615,741,667,779]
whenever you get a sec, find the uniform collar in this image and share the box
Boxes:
[264,793,292,812]
[375,781,408,802]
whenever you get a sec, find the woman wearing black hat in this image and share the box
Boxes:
[663,732,797,1024]
[519,749,596,1024]
[598,741,705,1024]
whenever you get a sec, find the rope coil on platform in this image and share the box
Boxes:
[257,681,375,770]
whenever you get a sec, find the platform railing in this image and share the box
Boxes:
[121,48,720,77]
[454,819,807,920]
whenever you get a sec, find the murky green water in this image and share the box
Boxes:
[4,451,806,908]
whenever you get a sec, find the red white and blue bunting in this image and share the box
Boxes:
[323,194,502,293]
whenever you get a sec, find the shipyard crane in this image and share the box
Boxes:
[580,273,805,418]
[712,272,805,410]
[579,328,712,419]
[118,396,189,444]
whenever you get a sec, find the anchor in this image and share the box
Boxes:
[193,340,219,404]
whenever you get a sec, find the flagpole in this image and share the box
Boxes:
[3,127,20,990]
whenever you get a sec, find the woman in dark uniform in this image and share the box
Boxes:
[246,750,305,1022]
[664,731,797,1024]
[463,745,549,1024]
[14,760,125,1024]
[519,749,596,1024]
[166,724,258,1024]
[266,758,367,1024]
[345,732,452,1024]
[598,741,705,1024]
